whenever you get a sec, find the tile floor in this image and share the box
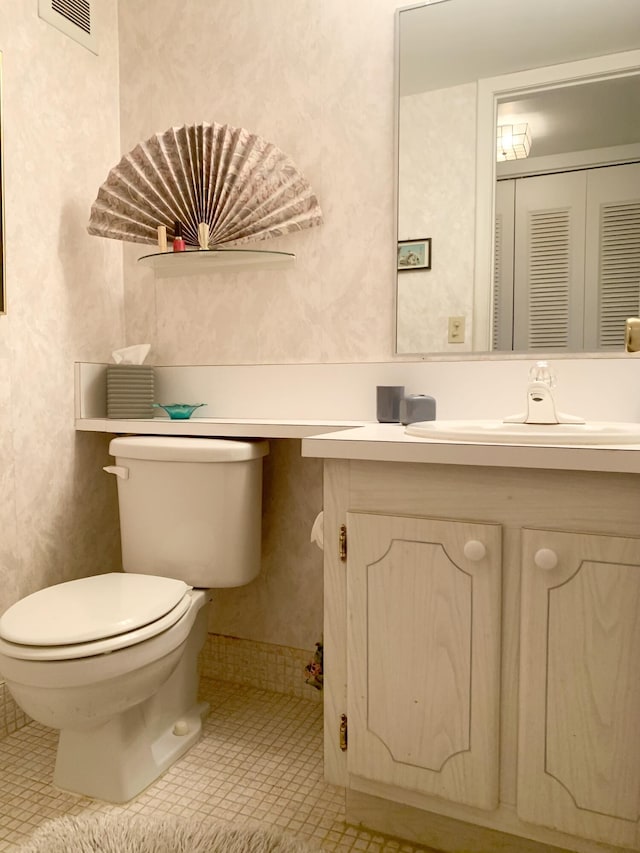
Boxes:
[0,678,432,853]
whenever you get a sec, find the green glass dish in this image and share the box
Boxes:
[153,403,205,420]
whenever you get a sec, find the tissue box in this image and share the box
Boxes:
[107,365,155,419]
[400,394,436,426]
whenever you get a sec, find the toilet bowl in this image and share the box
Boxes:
[0,573,211,802]
[0,437,268,802]
[0,574,205,729]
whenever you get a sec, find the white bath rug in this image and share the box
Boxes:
[16,814,319,853]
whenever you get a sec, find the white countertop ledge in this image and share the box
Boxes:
[75,417,365,440]
[300,424,640,474]
[75,417,640,474]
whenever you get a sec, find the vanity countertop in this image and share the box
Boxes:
[300,423,640,475]
[77,415,640,474]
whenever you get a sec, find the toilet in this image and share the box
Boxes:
[0,436,268,803]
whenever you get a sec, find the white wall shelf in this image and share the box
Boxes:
[138,248,295,278]
[75,416,361,440]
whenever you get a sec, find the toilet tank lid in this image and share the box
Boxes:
[0,574,191,646]
[109,436,269,463]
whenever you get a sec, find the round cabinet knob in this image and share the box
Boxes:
[534,548,558,570]
[463,540,486,561]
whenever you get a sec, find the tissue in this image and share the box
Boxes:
[112,344,151,365]
[310,511,324,551]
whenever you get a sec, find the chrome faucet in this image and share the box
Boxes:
[504,361,585,425]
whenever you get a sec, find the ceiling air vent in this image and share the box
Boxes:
[38,0,97,55]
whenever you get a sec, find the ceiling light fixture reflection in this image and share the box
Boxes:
[496,123,532,161]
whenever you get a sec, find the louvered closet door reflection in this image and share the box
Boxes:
[512,171,586,351]
[584,163,640,351]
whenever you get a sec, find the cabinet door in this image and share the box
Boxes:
[583,163,640,351]
[518,528,640,848]
[347,512,502,810]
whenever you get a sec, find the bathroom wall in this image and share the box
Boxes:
[0,0,635,688]
[0,2,124,617]
[212,440,324,651]
[112,0,640,681]
[117,0,401,364]
[397,83,476,354]
[116,0,402,651]
[115,1,640,654]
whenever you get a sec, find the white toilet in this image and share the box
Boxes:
[0,436,268,802]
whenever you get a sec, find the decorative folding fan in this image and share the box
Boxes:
[87,122,323,248]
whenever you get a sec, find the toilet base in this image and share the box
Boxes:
[53,594,212,803]
[54,698,209,802]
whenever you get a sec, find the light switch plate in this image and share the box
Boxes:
[448,316,465,343]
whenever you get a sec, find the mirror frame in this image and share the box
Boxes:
[473,48,640,352]
[0,51,4,315]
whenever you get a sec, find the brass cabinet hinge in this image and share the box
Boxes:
[339,524,347,562]
[339,713,348,751]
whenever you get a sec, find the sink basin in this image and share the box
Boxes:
[405,420,640,446]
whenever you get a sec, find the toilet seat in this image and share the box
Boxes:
[0,573,193,661]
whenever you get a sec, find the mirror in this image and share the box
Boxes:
[0,51,4,315]
[395,0,640,356]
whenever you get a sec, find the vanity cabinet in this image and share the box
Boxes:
[322,458,640,853]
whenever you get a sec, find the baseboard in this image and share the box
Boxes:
[198,633,322,704]
[0,634,321,744]
[346,789,634,853]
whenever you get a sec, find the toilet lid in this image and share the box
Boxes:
[0,595,193,660]
[0,574,192,647]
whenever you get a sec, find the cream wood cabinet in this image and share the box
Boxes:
[347,512,502,810]
[322,459,640,853]
[518,528,640,850]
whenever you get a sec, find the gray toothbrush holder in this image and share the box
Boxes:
[376,385,405,423]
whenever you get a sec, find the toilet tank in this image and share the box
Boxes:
[107,437,269,588]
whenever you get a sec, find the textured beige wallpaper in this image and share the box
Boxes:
[0,1,124,614]
[117,0,400,365]
[116,0,403,649]
[397,84,477,354]
[211,440,324,651]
